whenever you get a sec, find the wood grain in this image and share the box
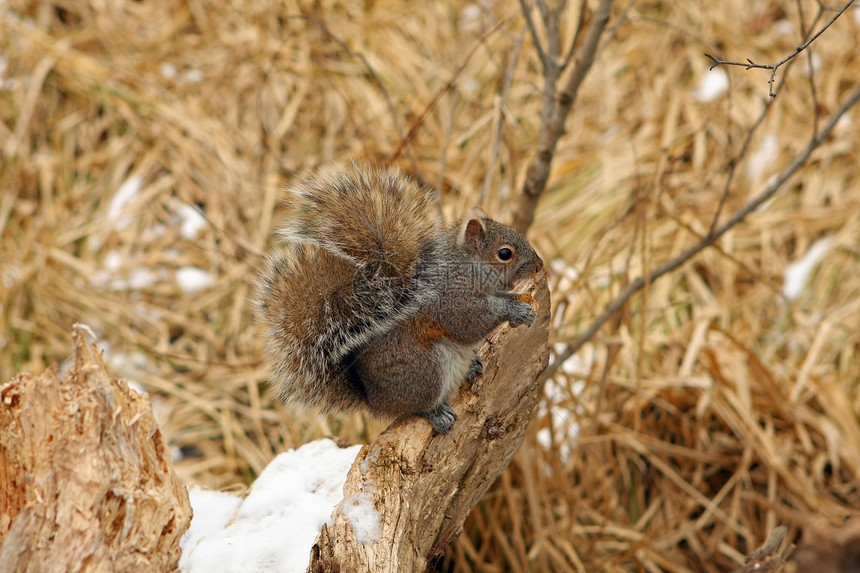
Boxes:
[0,325,191,572]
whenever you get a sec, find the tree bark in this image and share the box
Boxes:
[309,272,551,572]
[0,324,192,572]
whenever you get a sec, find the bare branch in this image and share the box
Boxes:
[707,84,779,237]
[513,0,615,232]
[544,81,860,382]
[560,0,589,71]
[796,0,824,134]
[707,3,828,236]
[704,0,855,97]
[518,0,549,70]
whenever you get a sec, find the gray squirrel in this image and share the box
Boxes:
[253,162,544,433]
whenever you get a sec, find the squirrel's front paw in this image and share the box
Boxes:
[421,403,458,434]
[466,355,483,382]
[507,300,537,327]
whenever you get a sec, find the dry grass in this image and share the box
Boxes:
[2,0,859,571]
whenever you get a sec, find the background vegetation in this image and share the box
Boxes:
[2,0,858,570]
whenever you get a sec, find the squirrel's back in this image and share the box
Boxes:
[253,162,444,412]
[277,162,443,271]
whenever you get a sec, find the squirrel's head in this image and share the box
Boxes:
[457,209,544,291]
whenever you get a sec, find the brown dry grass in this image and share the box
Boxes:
[2,0,858,571]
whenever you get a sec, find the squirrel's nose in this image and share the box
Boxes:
[533,255,544,274]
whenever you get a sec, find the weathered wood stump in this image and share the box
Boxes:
[0,324,191,572]
[309,272,551,572]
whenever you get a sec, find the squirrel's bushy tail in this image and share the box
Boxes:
[253,162,444,413]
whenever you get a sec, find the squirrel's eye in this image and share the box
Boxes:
[497,246,514,261]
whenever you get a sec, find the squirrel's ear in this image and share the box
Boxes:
[468,207,488,219]
[459,216,487,254]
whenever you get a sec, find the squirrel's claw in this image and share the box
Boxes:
[466,355,484,381]
[508,300,537,327]
[421,403,458,434]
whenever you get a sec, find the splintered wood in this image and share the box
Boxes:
[0,324,191,572]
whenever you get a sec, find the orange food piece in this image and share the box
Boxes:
[515,292,538,311]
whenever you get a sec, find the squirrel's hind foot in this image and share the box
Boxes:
[421,403,458,434]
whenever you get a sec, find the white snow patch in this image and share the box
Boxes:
[691,69,729,103]
[107,176,143,231]
[461,77,479,95]
[181,69,204,84]
[809,52,821,71]
[782,237,834,300]
[835,113,852,135]
[3,259,20,288]
[106,351,150,380]
[559,350,591,378]
[0,56,7,89]
[162,63,204,84]
[180,439,363,573]
[126,380,146,394]
[176,204,207,239]
[179,487,243,570]
[103,250,123,273]
[337,493,381,544]
[171,447,185,463]
[747,134,779,182]
[0,56,19,90]
[141,223,168,242]
[91,265,168,291]
[538,345,595,463]
[176,267,215,295]
[127,267,161,290]
[161,62,178,79]
[549,258,580,282]
[459,4,482,30]
[772,19,795,36]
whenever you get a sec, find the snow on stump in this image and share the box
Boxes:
[0,323,192,572]
[310,272,551,572]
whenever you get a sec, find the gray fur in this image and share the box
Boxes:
[253,162,543,433]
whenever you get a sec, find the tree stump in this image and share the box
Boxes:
[309,272,551,571]
[0,324,192,572]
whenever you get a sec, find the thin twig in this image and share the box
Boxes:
[543,81,860,382]
[706,85,779,238]
[480,32,524,205]
[704,0,854,97]
[796,0,823,134]
[437,93,457,199]
[518,0,548,70]
[387,21,504,165]
[560,0,589,71]
[707,26,816,237]
[304,10,416,169]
